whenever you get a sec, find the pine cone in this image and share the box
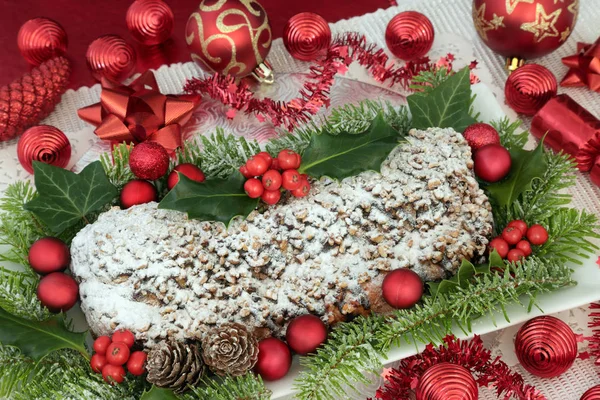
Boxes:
[0,56,70,142]
[146,341,205,393]
[201,322,259,376]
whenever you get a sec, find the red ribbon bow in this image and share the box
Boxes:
[77,71,200,154]
[560,38,600,93]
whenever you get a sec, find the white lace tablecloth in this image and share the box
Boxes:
[0,0,599,398]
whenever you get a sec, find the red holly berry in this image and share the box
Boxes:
[244,178,264,198]
[126,351,147,376]
[489,237,509,259]
[501,226,522,246]
[278,149,301,170]
[516,240,532,256]
[271,158,281,171]
[246,156,269,176]
[261,189,281,205]
[282,169,302,191]
[167,163,205,190]
[507,249,525,262]
[256,152,273,168]
[93,336,112,355]
[105,342,131,366]
[526,224,548,245]
[90,353,107,373]
[262,170,282,191]
[507,220,528,236]
[239,165,253,178]
[112,329,135,348]
[102,364,126,385]
[292,178,311,198]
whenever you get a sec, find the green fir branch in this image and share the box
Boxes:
[492,117,528,151]
[0,268,50,321]
[100,143,136,191]
[184,375,271,400]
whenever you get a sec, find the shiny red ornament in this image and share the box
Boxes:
[254,337,292,381]
[581,385,600,400]
[37,272,79,313]
[17,17,68,66]
[17,125,71,174]
[474,144,512,182]
[120,180,158,209]
[126,0,174,46]
[286,315,328,355]
[385,11,434,61]
[382,269,423,309]
[416,363,478,400]
[514,315,578,378]
[472,0,577,60]
[561,38,600,93]
[186,0,272,78]
[28,237,70,275]
[167,163,205,190]
[129,142,169,180]
[462,123,500,152]
[86,35,136,82]
[283,12,331,61]
[505,64,557,116]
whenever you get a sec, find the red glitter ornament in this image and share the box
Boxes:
[581,385,600,400]
[286,314,328,355]
[514,315,578,378]
[416,363,478,400]
[381,269,423,309]
[28,237,70,275]
[17,125,71,174]
[86,35,137,82]
[505,64,557,116]
[474,144,512,182]
[37,272,79,313]
[129,142,170,180]
[126,0,174,46]
[283,12,331,61]
[463,123,500,152]
[17,17,68,66]
[120,180,158,209]
[385,11,434,61]
[167,163,205,190]
[254,338,292,381]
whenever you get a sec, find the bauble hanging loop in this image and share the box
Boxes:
[385,11,434,61]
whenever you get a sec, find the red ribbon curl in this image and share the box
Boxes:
[560,38,600,93]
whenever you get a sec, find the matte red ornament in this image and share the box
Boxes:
[86,35,136,82]
[581,385,600,400]
[167,163,205,190]
[17,17,68,66]
[463,123,501,152]
[474,144,512,183]
[28,237,70,275]
[416,363,478,400]
[505,64,557,115]
[283,12,331,61]
[514,315,578,378]
[286,314,328,355]
[126,0,174,46]
[129,142,170,180]
[120,180,158,209]
[37,272,79,313]
[382,269,423,309]
[385,11,434,61]
[254,337,292,381]
[17,125,71,174]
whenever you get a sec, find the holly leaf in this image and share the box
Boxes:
[484,141,548,208]
[298,112,404,180]
[0,307,88,360]
[408,67,475,133]
[158,171,259,225]
[24,161,117,234]
[140,386,180,400]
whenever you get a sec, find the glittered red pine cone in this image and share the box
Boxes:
[86,35,137,82]
[581,385,600,400]
[126,0,174,45]
[385,11,434,61]
[416,363,478,400]
[18,125,71,174]
[505,64,557,115]
[17,17,68,66]
[283,12,331,61]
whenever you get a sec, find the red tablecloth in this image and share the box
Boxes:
[0,0,393,89]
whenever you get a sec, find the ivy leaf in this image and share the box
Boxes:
[408,67,475,133]
[0,307,88,360]
[484,141,548,208]
[140,386,180,400]
[298,112,404,180]
[24,161,117,234]
[158,171,259,225]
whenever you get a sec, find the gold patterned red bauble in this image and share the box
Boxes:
[416,363,478,400]
[17,17,68,65]
[126,0,174,45]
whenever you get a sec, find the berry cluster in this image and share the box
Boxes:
[91,329,147,385]
[240,149,310,205]
[489,220,549,262]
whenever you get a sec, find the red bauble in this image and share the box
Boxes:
[505,64,557,116]
[462,123,500,152]
[254,338,292,381]
[581,385,600,400]
[416,362,478,400]
[126,0,174,45]
[385,11,434,61]
[473,144,512,182]
[472,0,577,59]
[286,315,328,355]
[17,17,68,66]
[86,35,136,82]
[283,12,331,61]
[129,142,170,180]
[18,125,71,174]
[167,163,205,190]
[37,272,79,313]
[186,0,272,77]
[28,237,70,275]
[381,269,423,309]
[120,180,158,209]
[515,315,578,378]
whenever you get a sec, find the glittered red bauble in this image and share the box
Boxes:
[126,0,174,45]
[28,237,70,275]
[514,315,578,378]
[129,142,170,180]
[463,123,500,152]
[472,0,577,59]
[120,180,158,209]
[186,0,272,77]
[254,338,292,381]
[385,11,434,61]
[416,363,478,400]
[474,144,512,182]
[17,17,68,66]
[382,269,423,309]
[286,315,328,355]
[581,385,600,400]
[86,35,136,82]
[17,125,71,174]
[37,272,79,313]
[283,12,331,61]
[505,64,557,116]
[167,163,205,190]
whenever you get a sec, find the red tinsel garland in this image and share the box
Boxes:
[589,303,600,370]
[372,335,544,400]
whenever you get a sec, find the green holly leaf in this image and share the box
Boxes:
[140,386,180,400]
[24,161,117,234]
[298,112,404,180]
[0,307,88,360]
[408,67,476,133]
[484,141,548,208]
[158,171,259,225]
